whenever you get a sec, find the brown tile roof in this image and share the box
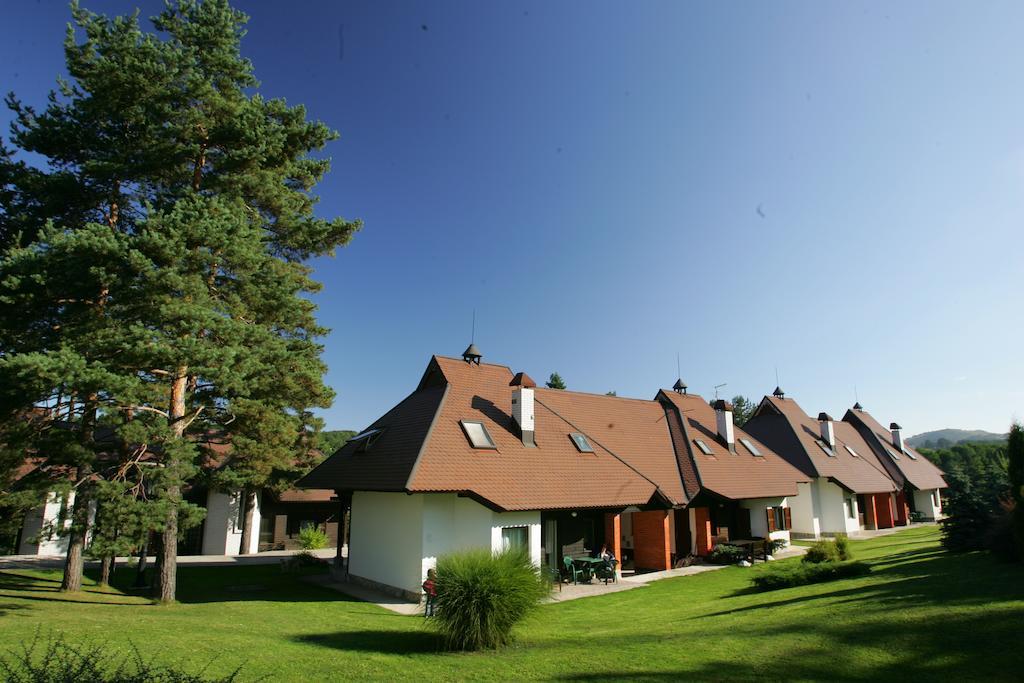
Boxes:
[658,391,809,500]
[744,396,896,494]
[843,407,948,491]
[406,357,669,511]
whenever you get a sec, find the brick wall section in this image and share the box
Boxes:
[632,510,671,571]
[694,507,713,555]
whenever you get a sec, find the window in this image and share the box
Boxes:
[740,438,762,456]
[932,490,940,507]
[817,441,836,457]
[844,444,859,458]
[767,506,791,531]
[886,447,901,461]
[349,428,385,452]
[460,420,496,449]
[569,433,594,453]
[694,439,713,455]
[846,497,856,519]
[501,526,529,552]
[902,447,917,460]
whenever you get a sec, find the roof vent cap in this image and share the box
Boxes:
[509,372,536,388]
[673,378,687,394]
[462,343,482,365]
[853,402,863,410]
[773,386,785,398]
[818,412,833,422]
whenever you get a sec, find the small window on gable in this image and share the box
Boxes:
[461,420,496,449]
[844,444,859,458]
[818,441,836,457]
[349,428,384,453]
[740,438,762,456]
[569,433,594,453]
[694,439,713,455]
[902,447,917,460]
[887,447,901,461]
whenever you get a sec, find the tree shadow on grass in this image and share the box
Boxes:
[291,629,445,654]
[0,602,33,617]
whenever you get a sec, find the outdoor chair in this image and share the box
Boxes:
[563,556,590,584]
[549,566,563,591]
[595,559,618,584]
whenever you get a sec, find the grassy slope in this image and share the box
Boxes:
[1,527,1022,681]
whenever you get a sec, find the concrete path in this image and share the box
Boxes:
[0,548,336,570]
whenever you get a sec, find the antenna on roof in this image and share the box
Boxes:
[673,353,688,394]
[462,310,482,364]
[714,382,727,400]
[471,309,476,343]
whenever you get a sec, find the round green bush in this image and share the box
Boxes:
[297,525,328,550]
[431,548,551,651]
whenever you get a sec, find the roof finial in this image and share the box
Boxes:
[773,386,785,398]
[462,310,482,364]
[673,352,687,394]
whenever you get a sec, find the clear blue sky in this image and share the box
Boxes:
[3,1,1022,436]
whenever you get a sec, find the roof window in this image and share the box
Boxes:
[694,439,713,455]
[887,447,901,461]
[844,444,859,458]
[460,420,497,449]
[902,447,917,460]
[740,438,762,456]
[569,433,594,453]
[817,441,836,457]
[349,428,384,452]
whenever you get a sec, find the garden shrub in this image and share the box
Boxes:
[834,534,852,561]
[708,544,746,565]
[765,538,787,555]
[751,561,871,591]
[803,539,841,564]
[0,631,241,682]
[431,548,550,650]
[297,525,328,550]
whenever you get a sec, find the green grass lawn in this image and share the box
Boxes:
[1,526,1022,681]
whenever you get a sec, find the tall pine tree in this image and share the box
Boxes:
[0,0,359,601]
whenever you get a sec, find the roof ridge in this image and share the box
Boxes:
[403,383,451,491]
[536,386,659,404]
[433,354,515,373]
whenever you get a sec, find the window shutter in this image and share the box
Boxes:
[766,508,776,533]
[783,507,793,530]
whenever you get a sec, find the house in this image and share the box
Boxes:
[743,389,899,538]
[298,348,809,600]
[843,404,946,522]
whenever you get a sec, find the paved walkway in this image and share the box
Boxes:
[0,548,336,570]
[848,521,938,539]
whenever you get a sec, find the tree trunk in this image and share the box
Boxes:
[100,554,113,586]
[238,488,257,555]
[61,398,97,593]
[135,537,150,589]
[157,369,189,603]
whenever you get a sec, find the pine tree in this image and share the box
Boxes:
[0,1,359,601]
[1007,422,1024,558]
[546,372,566,390]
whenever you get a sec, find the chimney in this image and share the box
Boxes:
[712,399,736,452]
[510,372,536,447]
[890,422,903,451]
[818,412,835,448]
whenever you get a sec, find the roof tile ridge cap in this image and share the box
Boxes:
[404,382,452,492]
[660,393,703,499]
[433,355,515,374]
[534,395,668,502]
[538,387,660,405]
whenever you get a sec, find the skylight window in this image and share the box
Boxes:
[740,438,762,456]
[569,433,594,453]
[349,428,384,452]
[817,441,836,457]
[902,447,917,460]
[460,420,496,449]
[694,439,713,455]
[887,448,901,461]
[844,444,859,458]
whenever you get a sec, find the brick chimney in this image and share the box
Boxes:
[510,372,536,448]
[712,399,736,452]
[818,412,835,448]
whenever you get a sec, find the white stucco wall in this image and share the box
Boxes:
[788,481,820,538]
[202,490,261,555]
[913,488,942,520]
[18,491,74,555]
[349,492,542,596]
[817,480,860,536]
[740,496,791,545]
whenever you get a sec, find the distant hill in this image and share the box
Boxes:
[907,429,1007,449]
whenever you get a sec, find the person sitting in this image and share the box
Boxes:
[599,544,616,563]
[422,568,438,617]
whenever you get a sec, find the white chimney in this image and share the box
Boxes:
[712,399,736,452]
[890,423,903,451]
[818,412,835,448]
[510,372,536,448]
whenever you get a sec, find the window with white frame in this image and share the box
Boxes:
[461,420,497,449]
[500,526,529,553]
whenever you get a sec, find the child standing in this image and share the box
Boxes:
[422,568,438,617]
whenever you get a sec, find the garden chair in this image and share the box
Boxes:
[595,559,618,584]
[563,556,590,584]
